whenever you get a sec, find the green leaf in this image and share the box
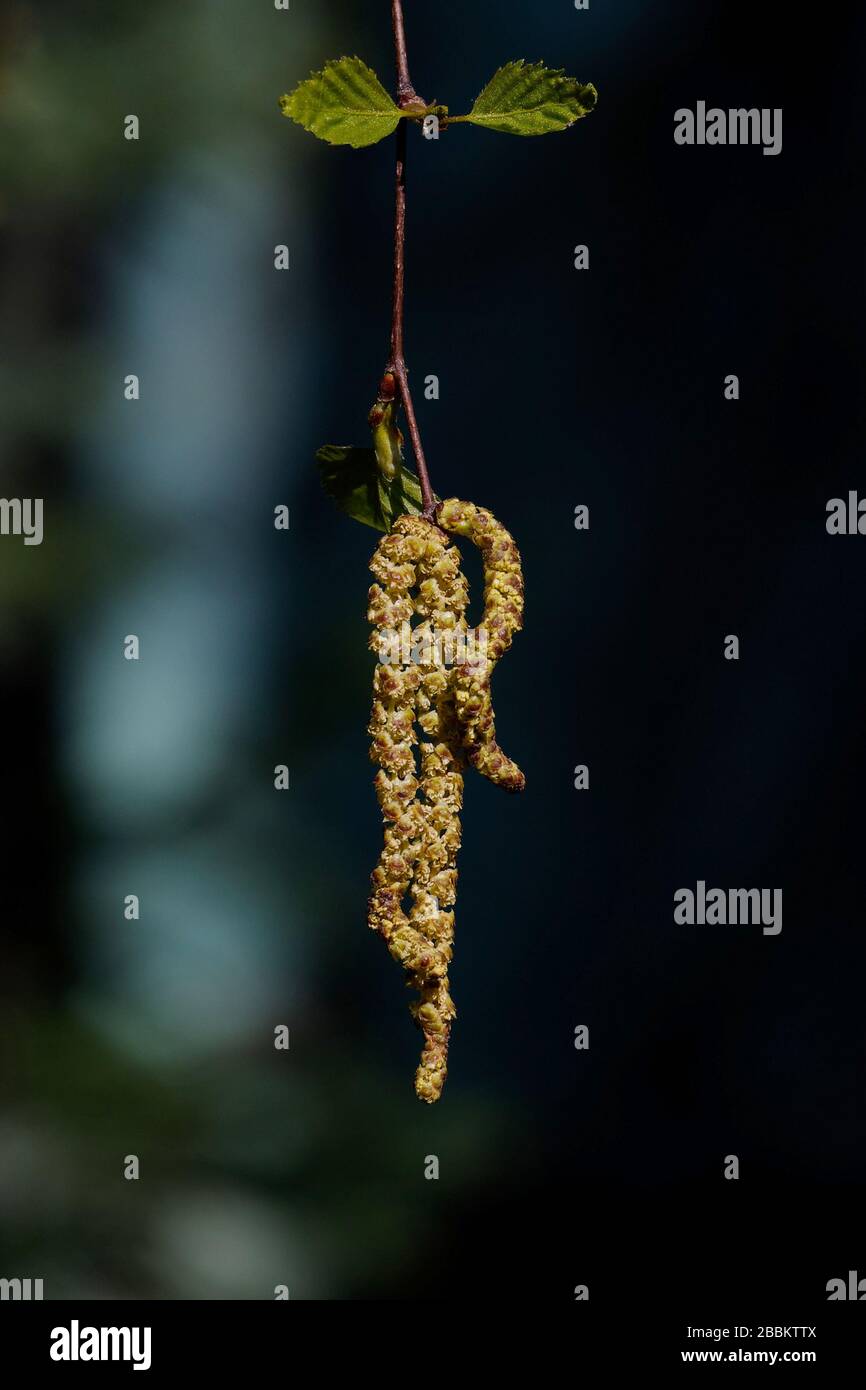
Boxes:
[316,446,429,531]
[377,473,397,533]
[398,464,425,513]
[279,57,402,148]
[459,61,597,136]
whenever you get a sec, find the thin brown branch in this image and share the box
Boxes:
[391,0,423,109]
[387,1,436,518]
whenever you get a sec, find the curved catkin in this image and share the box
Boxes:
[436,498,526,793]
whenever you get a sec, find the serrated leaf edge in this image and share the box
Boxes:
[454,59,598,133]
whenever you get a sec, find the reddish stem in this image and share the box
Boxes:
[387,2,436,517]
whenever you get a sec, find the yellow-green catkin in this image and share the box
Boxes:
[367,516,466,1102]
[367,503,524,1102]
[437,498,525,792]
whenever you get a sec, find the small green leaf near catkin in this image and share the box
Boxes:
[315,444,429,531]
[457,60,597,136]
[279,56,403,148]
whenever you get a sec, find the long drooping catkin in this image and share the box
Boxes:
[366,505,523,1102]
[367,517,466,1101]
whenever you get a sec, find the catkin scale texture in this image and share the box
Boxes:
[437,498,525,793]
[367,504,524,1102]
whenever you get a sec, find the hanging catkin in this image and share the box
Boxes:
[437,498,525,792]
[278,0,599,1110]
[367,505,523,1102]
